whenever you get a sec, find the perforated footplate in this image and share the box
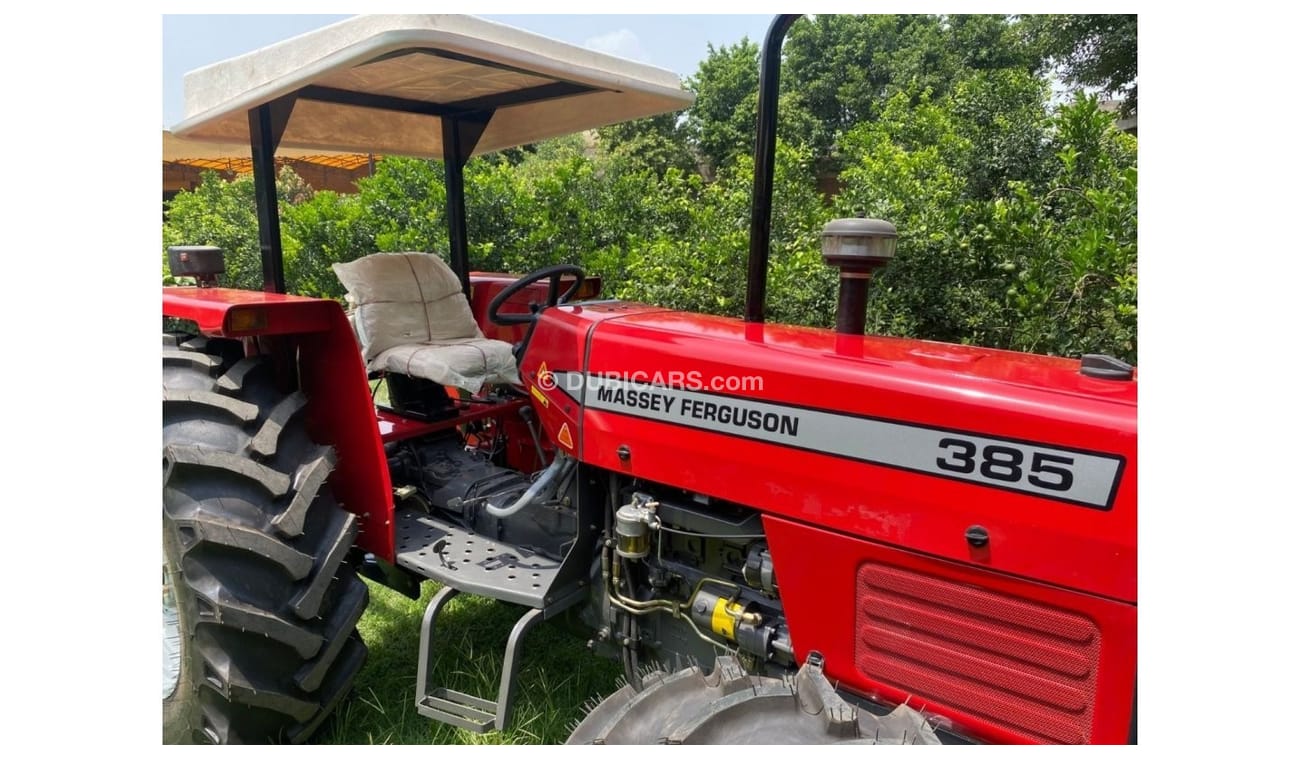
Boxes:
[394,510,562,608]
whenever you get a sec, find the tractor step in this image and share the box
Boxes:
[395,509,578,609]
[418,688,496,732]
[400,509,591,733]
[414,586,546,733]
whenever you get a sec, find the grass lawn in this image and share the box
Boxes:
[320,578,623,744]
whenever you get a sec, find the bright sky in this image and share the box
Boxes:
[163,14,775,128]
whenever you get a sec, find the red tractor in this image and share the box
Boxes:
[163,15,1135,745]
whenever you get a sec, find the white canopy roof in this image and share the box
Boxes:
[171,14,695,159]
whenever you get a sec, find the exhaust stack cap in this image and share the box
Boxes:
[821,217,897,273]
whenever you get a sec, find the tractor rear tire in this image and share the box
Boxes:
[162,334,369,744]
[566,656,941,744]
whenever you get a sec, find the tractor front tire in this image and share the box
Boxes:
[567,656,941,744]
[162,335,368,743]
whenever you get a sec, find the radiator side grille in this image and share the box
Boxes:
[856,562,1101,744]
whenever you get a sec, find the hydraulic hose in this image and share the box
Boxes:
[485,451,574,518]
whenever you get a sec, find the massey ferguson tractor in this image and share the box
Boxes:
[162,15,1136,745]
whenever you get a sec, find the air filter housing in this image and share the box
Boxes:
[821,218,896,334]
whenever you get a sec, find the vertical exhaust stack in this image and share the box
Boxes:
[821,218,897,335]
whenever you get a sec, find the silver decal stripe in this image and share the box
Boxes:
[557,372,1122,509]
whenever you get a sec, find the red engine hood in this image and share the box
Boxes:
[596,310,1136,408]
[531,305,1135,602]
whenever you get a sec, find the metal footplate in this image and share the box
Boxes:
[398,509,586,732]
[395,509,577,608]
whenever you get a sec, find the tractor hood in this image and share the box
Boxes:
[171,14,695,158]
[521,304,1137,603]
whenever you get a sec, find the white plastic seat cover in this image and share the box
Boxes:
[332,252,521,393]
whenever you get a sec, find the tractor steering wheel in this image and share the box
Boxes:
[487,264,586,326]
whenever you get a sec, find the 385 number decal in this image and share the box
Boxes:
[937,438,1074,491]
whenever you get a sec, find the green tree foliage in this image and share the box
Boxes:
[282,189,372,299]
[597,112,695,177]
[947,69,1052,200]
[785,15,945,159]
[782,14,1034,163]
[357,156,449,254]
[162,171,261,289]
[1025,14,1138,117]
[948,14,1035,72]
[834,93,1136,360]
[685,39,766,173]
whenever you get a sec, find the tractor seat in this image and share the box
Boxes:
[332,253,521,394]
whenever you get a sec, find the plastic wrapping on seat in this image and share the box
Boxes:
[333,252,520,393]
[369,339,520,395]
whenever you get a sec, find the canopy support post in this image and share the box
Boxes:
[441,112,491,295]
[249,95,297,294]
